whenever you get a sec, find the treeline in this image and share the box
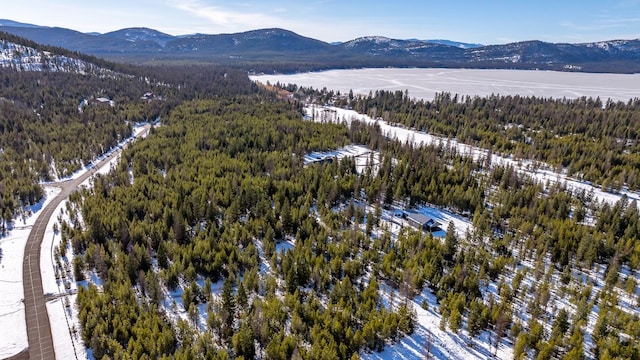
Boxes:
[0,41,254,234]
[295,88,640,191]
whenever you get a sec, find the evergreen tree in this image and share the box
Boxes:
[444,221,457,264]
[221,277,236,340]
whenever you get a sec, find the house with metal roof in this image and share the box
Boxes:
[406,212,442,232]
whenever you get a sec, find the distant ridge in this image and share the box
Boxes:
[102,28,175,47]
[1,19,639,73]
[410,39,483,49]
[0,19,42,28]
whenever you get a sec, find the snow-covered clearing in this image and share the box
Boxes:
[377,205,471,240]
[305,105,640,209]
[251,68,640,103]
[305,144,379,174]
[363,287,513,360]
[412,206,470,239]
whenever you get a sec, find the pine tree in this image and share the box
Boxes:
[221,277,236,340]
[467,299,484,339]
[237,281,248,311]
[513,332,528,360]
[551,308,569,339]
[232,322,255,359]
[449,308,462,333]
[444,221,457,265]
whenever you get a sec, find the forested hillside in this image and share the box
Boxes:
[0,68,164,231]
[3,25,640,73]
[67,96,402,358]
[0,32,253,235]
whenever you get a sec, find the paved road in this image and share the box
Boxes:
[20,126,149,360]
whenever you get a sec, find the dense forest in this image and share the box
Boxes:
[2,32,640,359]
[0,39,255,233]
[67,96,415,358]
[60,83,640,359]
[286,86,640,192]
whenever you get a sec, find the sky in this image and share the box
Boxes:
[3,0,640,45]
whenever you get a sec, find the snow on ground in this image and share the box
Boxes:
[362,286,513,360]
[413,206,471,239]
[160,234,298,339]
[305,144,379,174]
[160,274,226,334]
[47,124,149,183]
[251,68,640,103]
[46,295,83,360]
[40,197,87,360]
[0,123,150,358]
[301,105,640,360]
[378,205,471,241]
[307,198,479,359]
[305,105,640,209]
[0,187,60,358]
[38,133,136,358]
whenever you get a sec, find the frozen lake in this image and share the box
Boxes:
[251,68,640,102]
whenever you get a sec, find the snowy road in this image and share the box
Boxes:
[1,125,151,360]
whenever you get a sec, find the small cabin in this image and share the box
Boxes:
[406,213,442,232]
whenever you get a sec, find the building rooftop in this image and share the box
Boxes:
[406,212,442,228]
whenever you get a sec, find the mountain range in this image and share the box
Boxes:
[1,19,639,73]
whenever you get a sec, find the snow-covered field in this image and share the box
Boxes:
[251,68,640,102]
[305,144,379,174]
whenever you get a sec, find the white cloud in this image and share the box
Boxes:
[560,17,640,35]
[166,0,281,30]
[163,0,366,41]
[597,16,640,27]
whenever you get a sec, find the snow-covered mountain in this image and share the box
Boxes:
[340,36,465,61]
[410,38,483,49]
[2,19,640,73]
[0,37,122,76]
[101,27,174,47]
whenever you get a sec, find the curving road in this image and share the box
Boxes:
[20,126,149,360]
